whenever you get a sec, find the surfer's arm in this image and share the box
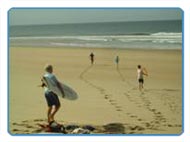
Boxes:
[38,78,46,87]
[38,83,46,87]
[142,68,148,76]
[143,72,148,76]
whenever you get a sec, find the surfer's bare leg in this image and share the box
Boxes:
[47,106,53,123]
[49,105,60,122]
[139,83,141,91]
[139,82,144,92]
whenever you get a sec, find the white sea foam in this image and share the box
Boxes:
[10,32,182,49]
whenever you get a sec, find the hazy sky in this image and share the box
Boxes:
[9,8,182,26]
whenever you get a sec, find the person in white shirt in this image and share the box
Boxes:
[40,64,64,124]
[137,65,148,92]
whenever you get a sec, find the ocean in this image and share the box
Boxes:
[9,20,182,49]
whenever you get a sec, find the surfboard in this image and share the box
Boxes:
[43,76,78,101]
[142,67,148,76]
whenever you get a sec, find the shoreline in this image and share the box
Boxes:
[10,46,182,51]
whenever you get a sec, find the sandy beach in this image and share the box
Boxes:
[9,47,182,134]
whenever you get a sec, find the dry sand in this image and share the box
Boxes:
[9,47,182,134]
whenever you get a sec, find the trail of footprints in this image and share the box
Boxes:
[79,66,124,113]
[79,66,181,131]
[80,67,147,133]
[116,68,181,129]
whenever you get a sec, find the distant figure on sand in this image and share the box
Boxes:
[89,52,95,65]
[137,65,148,93]
[115,55,120,69]
[40,64,64,124]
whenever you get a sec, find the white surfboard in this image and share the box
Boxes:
[43,76,78,101]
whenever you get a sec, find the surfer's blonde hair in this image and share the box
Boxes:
[44,64,53,72]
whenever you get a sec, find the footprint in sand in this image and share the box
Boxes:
[22,120,29,123]
[33,119,45,122]
[130,115,138,118]
[12,129,19,132]
[12,122,19,125]
[26,125,35,129]
[138,118,142,121]
[129,126,145,131]
[12,123,26,127]
[110,102,117,105]
[116,109,122,112]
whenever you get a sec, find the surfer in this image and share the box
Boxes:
[115,55,119,69]
[137,65,148,93]
[40,64,65,124]
[89,52,95,65]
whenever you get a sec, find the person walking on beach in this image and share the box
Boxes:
[89,52,95,65]
[137,65,148,93]
[115,55,120,69]
[40,64,64,124]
